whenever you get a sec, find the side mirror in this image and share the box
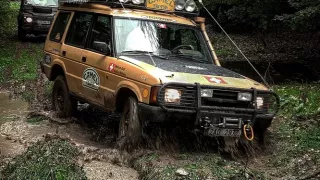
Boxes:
[92,41,111,55]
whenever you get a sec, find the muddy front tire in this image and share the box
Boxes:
[117,96,143,151]
[52,75,77,118]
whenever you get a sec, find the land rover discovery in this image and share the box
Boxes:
[40,0,279,150]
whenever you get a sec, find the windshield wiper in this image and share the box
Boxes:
[120,50,168,60]
[168,54,208,63]
[120,50,152,54]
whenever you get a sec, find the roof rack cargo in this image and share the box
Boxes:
[58,0,200,17]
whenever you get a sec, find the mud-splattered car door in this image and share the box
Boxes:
[80,14,116,107]
[61,12,95,100]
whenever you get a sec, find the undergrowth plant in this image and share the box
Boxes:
[0,138,87,180]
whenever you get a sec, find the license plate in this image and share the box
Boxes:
[38,21,50,25]
[146,0,175,12]
[205,127,241,137]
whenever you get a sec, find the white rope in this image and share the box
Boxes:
[198,1,270,88]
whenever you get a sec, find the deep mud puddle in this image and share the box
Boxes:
[0,92,139,179]
[0,91,28,156]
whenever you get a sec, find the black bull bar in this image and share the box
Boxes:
[156,82,280,126]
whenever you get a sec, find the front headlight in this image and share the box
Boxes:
[237,92,252,101]
[164,89,181,103]
[185,0,196,12]
[201,89,213,97]
[256,97,264,109]
[175,0,185,10]
[132,0,144,4]
[26,17,33,23]
[119,0,130,3]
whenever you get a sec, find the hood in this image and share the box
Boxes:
[119,55,268,90]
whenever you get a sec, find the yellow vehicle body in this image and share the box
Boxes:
[40,1,279,147]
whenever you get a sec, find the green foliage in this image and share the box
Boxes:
[202,0,320,31]
[21,91,35,102]
[270,83,320,172]
[134,153,246,180]
[26,116,46,124]
[296,127,320,150]
[0,40,43,85]
[274,83,320,118]
[1,138,87,180]
[275,0,320,31]
[0,1,20,37]
[271,119,320,174]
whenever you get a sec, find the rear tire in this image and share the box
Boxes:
[117,96,142,151]
[52,75,77,118]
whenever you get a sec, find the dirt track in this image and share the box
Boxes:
[0,92,139,180]
[1,89,320,180]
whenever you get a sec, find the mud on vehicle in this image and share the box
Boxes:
[17,0,58,40]
[40,0,280,150]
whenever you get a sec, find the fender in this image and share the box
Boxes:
[115,80,143,102]
[50,59,67,78]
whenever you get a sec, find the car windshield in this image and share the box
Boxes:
[24,0,58,7]
[114,18,212,63]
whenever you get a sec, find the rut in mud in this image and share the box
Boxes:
[0,88,252,180]
[0,92,139,180]
[1,73,319,180]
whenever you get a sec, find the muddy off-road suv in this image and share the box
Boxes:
[17,0,58,40]
[40,0,279,149]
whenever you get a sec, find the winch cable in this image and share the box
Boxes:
[198,0,270,89]
[118,0,157,68]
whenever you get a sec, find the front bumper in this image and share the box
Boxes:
[139,82,280,131]
[20,15,53,34]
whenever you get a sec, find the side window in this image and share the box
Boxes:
[49,11,71,42]
[87,15,111,55]
[65,12,93,48]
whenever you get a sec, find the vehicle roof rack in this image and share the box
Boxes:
[58,0,200,18]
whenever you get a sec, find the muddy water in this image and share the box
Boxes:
[0,91,29,156]
[0,91,29,124]
[0,92,139,179]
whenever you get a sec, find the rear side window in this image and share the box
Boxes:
[65,12,93,48]
[87,15,112,55]
[49,12,71,42]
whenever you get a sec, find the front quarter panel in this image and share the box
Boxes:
[106,57,161,104]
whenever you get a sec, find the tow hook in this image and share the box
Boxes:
[243,124,254,141]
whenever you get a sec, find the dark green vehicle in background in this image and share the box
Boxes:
[17,0,58,40]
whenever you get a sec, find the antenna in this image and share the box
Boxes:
[198,1,270,88]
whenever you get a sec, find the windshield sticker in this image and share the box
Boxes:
[157,23,167,29]
[108,63,126,77]
[82,68,100,91]
[185,66,207,70]
[204,76,227,84]
[141,15,177,22]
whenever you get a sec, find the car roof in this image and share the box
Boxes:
[59,3,196,26]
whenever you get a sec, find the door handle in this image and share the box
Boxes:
[62,50,66,56]
[82,56,87,62]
